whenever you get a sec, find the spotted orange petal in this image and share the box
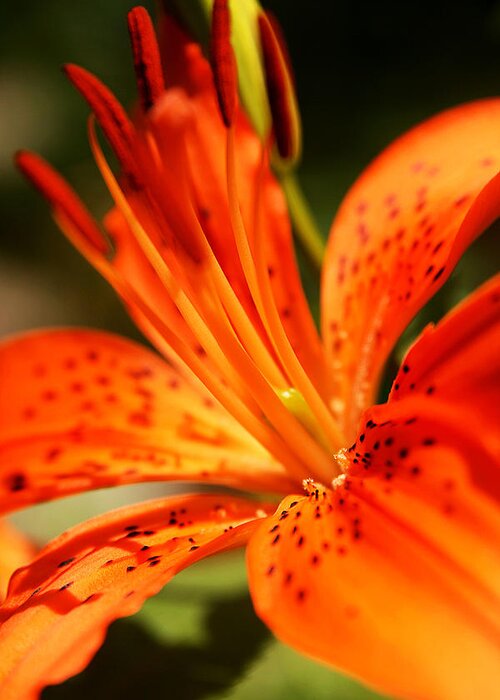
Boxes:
[0,329,293,515]
[0,493,269,699]
[390,274,500,429]
[0,521,35,602]
[322,99,500,438]
[248,447,500,700]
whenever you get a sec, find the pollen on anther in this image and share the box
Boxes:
[16,151,109,255]
[127,6,165,111]
[64,64,142,187]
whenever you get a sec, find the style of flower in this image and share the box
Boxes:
[1,2,499,699]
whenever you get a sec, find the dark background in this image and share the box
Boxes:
[2,0,499,337]
[1,1,499,698]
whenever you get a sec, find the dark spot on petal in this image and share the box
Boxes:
[125,530,141,538]
[7,473,27,492]
[58,557,75,568]
[433,266,445,283]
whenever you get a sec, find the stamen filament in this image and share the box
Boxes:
[89,118,252,401]
[90,118,333,480]
[253,147,347,451]
[145,129,288,389]
[171,242,334,478]
[54,211,308,486]
[227,126,345,454]
[223,129,335,479]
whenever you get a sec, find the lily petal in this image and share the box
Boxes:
[391,274,500,428]
[322,99,500,437]
[353,389,500,502]
[0,329,293,515]
[0,521,35,602]
[0,493,269,699]
[247,463,500,700]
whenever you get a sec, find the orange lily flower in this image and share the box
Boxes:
[2,2,500,698]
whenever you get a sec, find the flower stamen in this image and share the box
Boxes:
[64,64,140,185]
[210,0,237,128]
[15,151,109,256]
[127,6,165,112]
[258,11,301,164]
[151,117,287,388]
[223,127,337,480]
[88,117,252,400]
[252,144,346,452]
[90,116,333,481]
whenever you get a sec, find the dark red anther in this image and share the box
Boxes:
[265,11,296,88]
[258,12,300,161]
[15,150,109,255]
[210,0,237,128]
[63,64,140,183]
[127,6,165,111]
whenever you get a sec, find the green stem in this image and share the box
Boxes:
[281,172,325,269]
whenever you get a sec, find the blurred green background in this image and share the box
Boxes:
[1,0,499,697]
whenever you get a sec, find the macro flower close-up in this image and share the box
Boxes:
[0,1,499,698]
